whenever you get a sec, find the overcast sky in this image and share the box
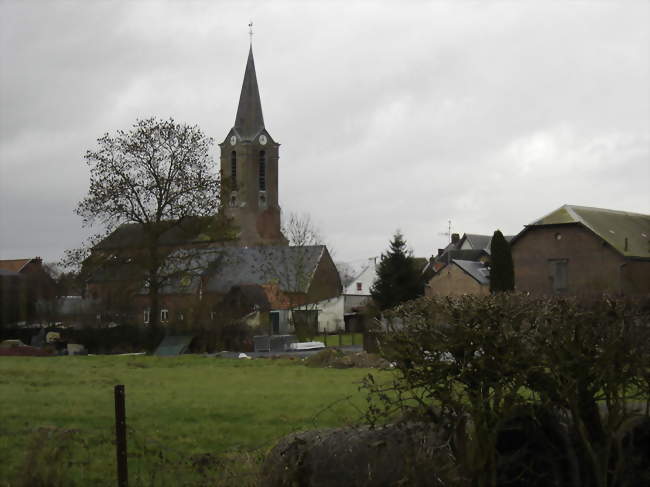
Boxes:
[1,1,648,266]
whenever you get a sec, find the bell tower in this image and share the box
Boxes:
[219,45,286,246]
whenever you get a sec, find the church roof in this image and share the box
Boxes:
[233,46,265,141]
[159,245,330,295]
[93,218,235,250]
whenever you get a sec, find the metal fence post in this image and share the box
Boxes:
[114,384,128,487]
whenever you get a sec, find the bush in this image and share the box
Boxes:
[363,294,650,487]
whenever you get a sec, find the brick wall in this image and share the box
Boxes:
[511,223,649,295]
[425,263,488,297]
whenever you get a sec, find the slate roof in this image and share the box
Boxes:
[453,259,490,285]
[446,249,487,262]
[163,245,328,295]
[461,234,514,254]
[233,46,266,141]
[207,245,326,293]
[521,204,650,259]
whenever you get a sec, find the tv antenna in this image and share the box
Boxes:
[438,219,452,243]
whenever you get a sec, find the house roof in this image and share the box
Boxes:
[454,259,490,285]
[0,258,34,273]
[447,249,487,262]
[461,233,514,254]
[523,204,650,259]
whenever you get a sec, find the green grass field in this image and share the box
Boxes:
[0,355,386,486]
[306,332,363,347]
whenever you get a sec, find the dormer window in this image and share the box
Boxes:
[259,150,266,191]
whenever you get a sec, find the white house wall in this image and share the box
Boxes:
[314,295,345,333]
[343,259,377,296]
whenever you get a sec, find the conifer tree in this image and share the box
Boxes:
[371,231,424,310]
[489,230,515,292]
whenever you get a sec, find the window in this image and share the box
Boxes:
[160,309,169,323]
[271,311,280,335]
[258,150,266,191]
[356,282,363,292]
[143,309,150,324]
[230,151,237,187]
[548,259,568,294]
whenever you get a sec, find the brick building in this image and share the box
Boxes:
[511,205,650,296]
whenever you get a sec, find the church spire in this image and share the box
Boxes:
[234,45,265,140]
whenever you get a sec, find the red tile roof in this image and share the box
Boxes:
[0,258,34,273]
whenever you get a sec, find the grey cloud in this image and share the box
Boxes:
[1,1,647,264]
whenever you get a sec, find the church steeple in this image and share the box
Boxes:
[219,42,285,246]
[233,46,265,140]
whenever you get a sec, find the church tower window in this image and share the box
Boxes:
[230,151,237,187]
[258,150,266,191]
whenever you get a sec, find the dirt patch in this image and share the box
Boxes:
[303,349,390,369]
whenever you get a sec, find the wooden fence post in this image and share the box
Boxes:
[114,384,128,487]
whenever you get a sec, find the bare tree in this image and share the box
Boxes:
[69,118,230,330]
[282,212,324,247]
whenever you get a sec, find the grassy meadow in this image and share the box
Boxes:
[0,355,387,486]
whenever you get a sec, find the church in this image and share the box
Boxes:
[87,44,342,337]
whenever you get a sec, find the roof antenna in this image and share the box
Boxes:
[248,21,254,46]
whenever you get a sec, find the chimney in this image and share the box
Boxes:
[437,249,444,257]
[451,233,460,245]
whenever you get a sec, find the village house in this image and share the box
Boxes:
[317,257,378,333]
[511,204,650,296]
[422,232,511,297]
[0,257,56,325]
[425,259,490,297]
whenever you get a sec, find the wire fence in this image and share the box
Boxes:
[11,388,369,487]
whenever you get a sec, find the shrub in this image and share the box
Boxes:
[363,294,650,487]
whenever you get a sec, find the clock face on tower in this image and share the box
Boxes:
[230,135,237,146]
[259,134,267,145]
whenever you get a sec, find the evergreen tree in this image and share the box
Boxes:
[489,230,515,293]
[371,231,424,310]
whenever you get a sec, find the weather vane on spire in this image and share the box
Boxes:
[248,21,253,45]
